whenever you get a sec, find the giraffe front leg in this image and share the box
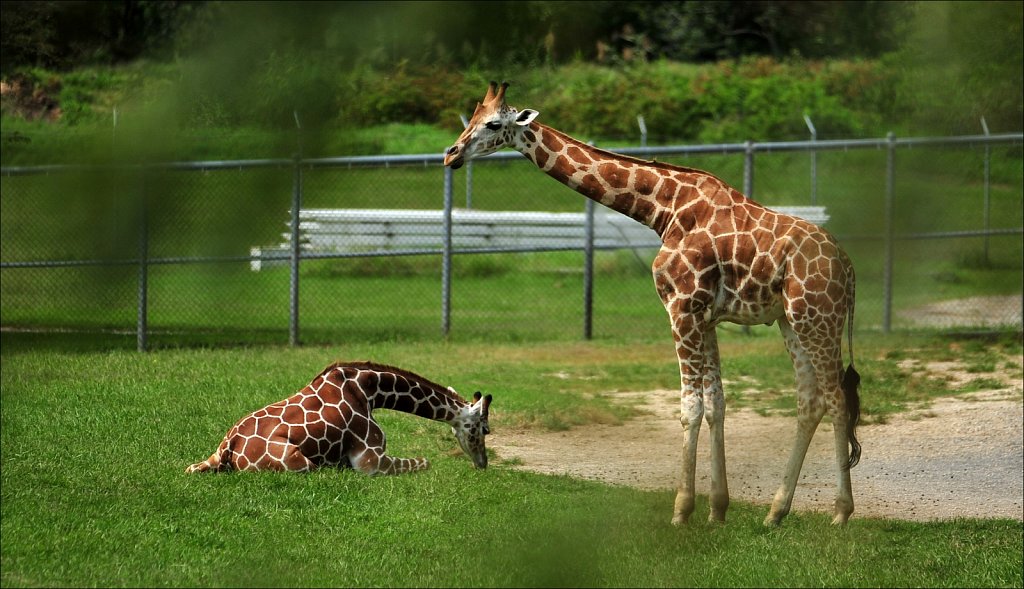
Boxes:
[351,448,430,475]
[673,390,703,525]
[347,418,430,476]
[376,454,431,475]
[654,256,717,527]
[702,328,729,523]
[670,316,707,526]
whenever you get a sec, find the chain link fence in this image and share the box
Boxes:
[2,131,1021,350]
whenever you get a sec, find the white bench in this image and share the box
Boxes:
[250,206,829,271]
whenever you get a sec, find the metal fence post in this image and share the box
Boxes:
[804,114,818,205]
[981,116,991,263]
[289,111,303,347]
[137,175,148,352]
[883,131,896,333]
[583,199,595,340]
[742,141,755,335]
[459,114,473,209]
[743,140,754,198]
[289,159,302,346]
[637,115,647,148]
[442,165,454,337]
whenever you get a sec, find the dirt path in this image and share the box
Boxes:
[490,388,1023,522]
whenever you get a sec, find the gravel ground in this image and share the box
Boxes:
[490,387,1023,522]
[902,295,1022,329]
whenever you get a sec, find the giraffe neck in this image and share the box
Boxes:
[338,363,465,423]
[514,122,682,234]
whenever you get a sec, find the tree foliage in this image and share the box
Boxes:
[0,0,1019,143]
[2,0,915,73]
[0,0,202,74]
[619,1,912,62]
[890,0,1023,133]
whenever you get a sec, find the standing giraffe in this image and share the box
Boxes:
[444,82,860,526]
[186,361,492,474]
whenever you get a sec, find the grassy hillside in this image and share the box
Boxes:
[2,57,917,165]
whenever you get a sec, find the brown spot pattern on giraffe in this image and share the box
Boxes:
[579,174,603,200]
[634,168,659,195]
[567,146,591,163]
[534,147,549,169]
[599,163,630,189]
[552,155,576,181]
[542,131,563,153]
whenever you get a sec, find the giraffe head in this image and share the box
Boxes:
[444,81,539,169]
[450,390,493,469]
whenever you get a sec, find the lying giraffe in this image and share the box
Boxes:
[186,361,492,474]
[444,82,860,526]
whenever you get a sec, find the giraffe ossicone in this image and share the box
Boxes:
[446,81,862,527]
[186,361,492,475]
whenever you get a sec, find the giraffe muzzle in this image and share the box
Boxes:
[444,145,464,169]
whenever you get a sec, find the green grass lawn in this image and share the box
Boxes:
[2,333,1022,587]
[1,236,1020,347]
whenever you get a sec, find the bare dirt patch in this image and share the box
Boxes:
[491,380,1023,523]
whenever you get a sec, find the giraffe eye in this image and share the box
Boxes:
[484,121,502,131]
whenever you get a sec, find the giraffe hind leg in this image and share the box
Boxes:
[185,457,214,473]
[828,362,856,524]
[185,436,231,473]
[797,320,855,525]
[765,320,827,526]
[280,446,317,472]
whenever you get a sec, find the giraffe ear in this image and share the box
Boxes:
[515,109,539,126]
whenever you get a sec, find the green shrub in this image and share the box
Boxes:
[340,63,475,130]
[503,61,704,141]
[691,57,873,141]
[4,53,1007,164]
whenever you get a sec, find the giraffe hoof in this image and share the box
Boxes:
[763,514,783,528]
[671,514,689,526]
[830,513,850,526]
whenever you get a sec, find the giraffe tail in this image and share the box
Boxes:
[842,363,861,470]
[842,269,861,470]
